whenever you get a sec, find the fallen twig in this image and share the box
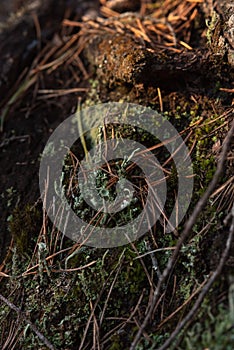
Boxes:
[130,114,234,349]
[157,202,234,350]
[0,293,56,350]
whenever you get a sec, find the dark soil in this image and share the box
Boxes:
[0,1,86,260]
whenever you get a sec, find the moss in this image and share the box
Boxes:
[1,96,230,349]
[191,117,224,194]
[0,243,150,348]
[8,204,41,257]
[178,300,234,350]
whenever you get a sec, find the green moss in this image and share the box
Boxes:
[178,300,234,350]
[0,243,150,348]
[8,204,41,256]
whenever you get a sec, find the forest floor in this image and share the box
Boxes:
[0,1,233,349]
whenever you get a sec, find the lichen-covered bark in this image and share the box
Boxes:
[216,0,234,66]
[202,0,234,67]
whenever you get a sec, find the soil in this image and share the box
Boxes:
[0,1,233,349]
[0,1,73,260]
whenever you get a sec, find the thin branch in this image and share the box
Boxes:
[0,294,56,350]
[157,203,234,350]
[130,115,234,349]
